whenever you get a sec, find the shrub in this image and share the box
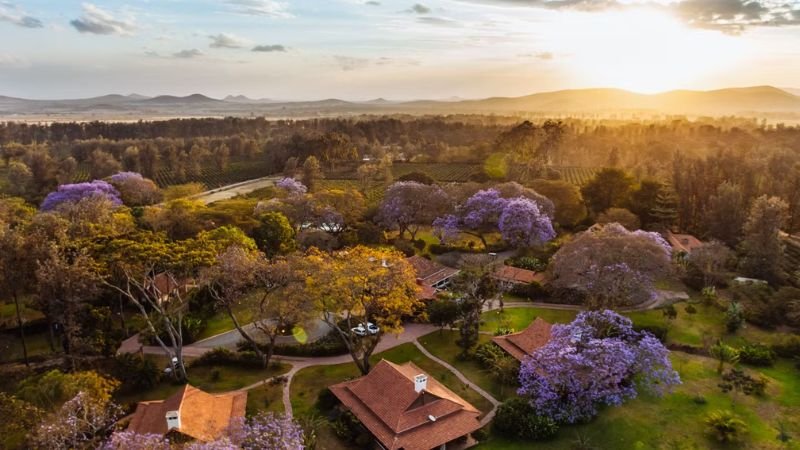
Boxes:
[737,342,775,366]
[493,398,559,440]
[510,281,547,300]
[506,256,547,272]
[685,304,697,314]
[413,239,426,250]
[192,347,264,369]
[239,330,349,357]
[692,395,707,405]
[392,239,416,257]
[705,410,747,443]
[429,243,450,255]
[474,342,507,368]
[315,388,339,412]
[634,324,668,343]
[472,427,490,442]
[112,353,160,392]
[771,335,800,359]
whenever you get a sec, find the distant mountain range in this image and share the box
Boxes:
[2,86,800,120]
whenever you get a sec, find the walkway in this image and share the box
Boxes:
[412,340,500,426]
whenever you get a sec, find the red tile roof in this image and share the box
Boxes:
[329,360,481,450]
[127,384,247,442]
[493,265,546,284]
[406,256,459,287]
[492,317,553,362]
[665,232,704,254]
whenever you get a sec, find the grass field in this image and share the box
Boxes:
[480,306,578,334]
[476,352,800,450]
[419,330,517,401]
[116,360,290,409]
[246,379,286,416]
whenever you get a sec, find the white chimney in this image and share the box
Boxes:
[414,374,428,393]
[166,410,181,430]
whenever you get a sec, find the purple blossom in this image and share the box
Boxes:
[276,178,308,195]
[433,189,555,248]
[40,180,123,211]
[378,181,451,238]
[229,413,305,450]
[498,197,556,247]
[518,310,680,424]
[102,431,171,450]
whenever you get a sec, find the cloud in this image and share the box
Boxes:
[365,0,381,5]
[673,0,800,32]
[455,0,800,31]
[209,33,249,49]
[0,2,43,28]
[407,3,432,14]
[173,49,203,58]
[417,16,461,26]
[70,3,136,35]
[223,0,292,18]
[534,51,553,60]
[333,55,371,71]
[252,44,287,52]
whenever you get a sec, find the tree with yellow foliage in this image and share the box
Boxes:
[305,246,420,374]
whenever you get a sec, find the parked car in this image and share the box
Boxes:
[351,322,380,336]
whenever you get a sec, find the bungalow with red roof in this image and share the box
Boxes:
[491,317,553,362]
[664,231,704,258]
[329,359,482,450]
[406,255,460,299]
[492,265,546,286]
[127,384,247,443]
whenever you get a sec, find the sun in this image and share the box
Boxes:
[554,9,748,93]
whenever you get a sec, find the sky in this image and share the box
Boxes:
[1,0,799,100]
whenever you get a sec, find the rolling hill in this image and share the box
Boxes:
[1,86,799,119]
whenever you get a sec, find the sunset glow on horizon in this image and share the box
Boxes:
[0,0,798,99]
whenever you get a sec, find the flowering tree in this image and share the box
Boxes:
[499,198,556,247]
[276,177,308,195]
[102,431,171,450]
[32,391,122,450]
[549,223,671,308]
[518,310,680,424]
[230,412,306,449]
[434,188,554,249]
[378,181,451,240]
[40,180,122,211]
[109,172,161,206]
[102,413,305,450]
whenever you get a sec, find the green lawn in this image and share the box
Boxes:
[0,299,44,328]
[194,295,259,341]
[480,307,577,334]
[419,330,516,401]
[246,380,285,416]
[476,351,800,450]
[116,361,290,409]
[291,343,493,419]
[0,331,56,362]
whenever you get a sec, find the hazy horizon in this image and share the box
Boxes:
[2,1,800,101]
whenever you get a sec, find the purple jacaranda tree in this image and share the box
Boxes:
[40,180,123,212]
[549,223,672,308]
[498,197,556,247]
[33,391,122,450]
[434,188,554,249]
[102,431,171,450]
[276,177,308,195]
[101,412,305,450]
[378,181,452,240]
[518,310,680,424]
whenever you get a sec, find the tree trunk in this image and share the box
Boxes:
[12,292,29,367]
[228,305,267,368]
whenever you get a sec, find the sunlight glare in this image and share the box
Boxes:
[555,9,748,93]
